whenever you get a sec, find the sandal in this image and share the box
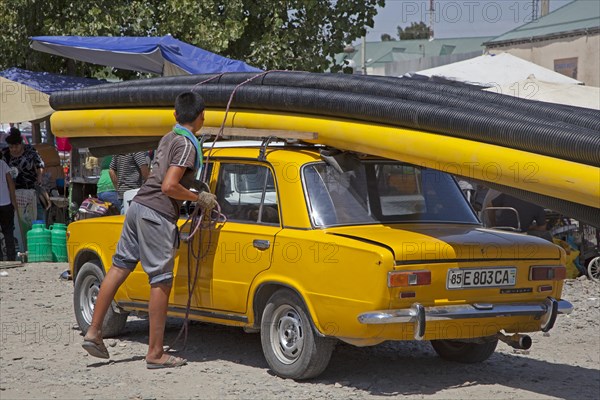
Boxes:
[146,355,187,369]
[82,339,110,359]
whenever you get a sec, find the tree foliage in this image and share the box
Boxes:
[0,0,384,77]
[397,21,431,40]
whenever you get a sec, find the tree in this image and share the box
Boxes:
[380,33,395,41]
[397,21,431,40]
[0,0,385,76]
[0,0,159,78]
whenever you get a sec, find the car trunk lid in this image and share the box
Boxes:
[325,223,561,263]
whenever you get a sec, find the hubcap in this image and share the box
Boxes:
[269,305,305,364]
[79,275,100,324]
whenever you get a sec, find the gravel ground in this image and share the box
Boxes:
[0,262,598,399]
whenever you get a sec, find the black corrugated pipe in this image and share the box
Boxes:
[144,72,600,128]
[50,84,600,166]
[377,75,600,129]
[214,73,600,133]
[73,72,600,131]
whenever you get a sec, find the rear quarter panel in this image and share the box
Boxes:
[67,216,131,302]
[255,229,395,339]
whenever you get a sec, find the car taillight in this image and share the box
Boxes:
[66,231,70,240]
[529,266,566,281]
[388,270,431,287]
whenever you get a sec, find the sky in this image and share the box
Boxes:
[367,0,573,41]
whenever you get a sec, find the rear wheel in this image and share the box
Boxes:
[430,337,498,363]
[260,289,336,380]
[73,261,128,338]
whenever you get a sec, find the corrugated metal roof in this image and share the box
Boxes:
[486,0,600,45]
[336,37,492,68]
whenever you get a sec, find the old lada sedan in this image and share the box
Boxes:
[68,142,571,379]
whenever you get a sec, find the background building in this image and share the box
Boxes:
[485,0,600,86]
[336,37,492,77]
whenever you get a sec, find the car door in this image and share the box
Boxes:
[173,161,281,314]
[124,164,215,305]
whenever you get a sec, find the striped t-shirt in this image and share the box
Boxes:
[109,152,149,199]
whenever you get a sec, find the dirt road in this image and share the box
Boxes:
[1,263,598,399]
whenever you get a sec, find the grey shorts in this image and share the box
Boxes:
[112,202,178,285]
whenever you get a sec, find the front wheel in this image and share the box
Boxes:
[430,337,498,363]
[260,289,336,380]
[73,261,128,338]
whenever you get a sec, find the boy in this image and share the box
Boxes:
[82,92,217,368]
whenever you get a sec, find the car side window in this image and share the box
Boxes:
[216,163,279,225]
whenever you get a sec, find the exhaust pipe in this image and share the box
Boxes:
[497,332,532,350]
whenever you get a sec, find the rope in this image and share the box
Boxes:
[166,203,226,352]
[169,70,283,351]
[196,70,287,182]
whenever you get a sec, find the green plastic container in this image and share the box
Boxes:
[50,223,68,262]
[27,221,52,262]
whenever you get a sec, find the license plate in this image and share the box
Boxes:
[447,267,516,289]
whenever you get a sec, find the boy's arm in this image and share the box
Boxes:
[161,166,197,201]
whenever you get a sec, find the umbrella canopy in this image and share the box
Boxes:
[0,67,105,94]
[414,53,582,86]
[31,35,262,76]
[484,76,600,110]
[0,77,53,123]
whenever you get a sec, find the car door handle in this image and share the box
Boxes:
[253,239,270,250]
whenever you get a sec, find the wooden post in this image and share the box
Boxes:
[31,122,41,144]
[45,118,55,145]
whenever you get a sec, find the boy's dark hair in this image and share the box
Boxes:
[6,127,23,145]
[174,92,205,124]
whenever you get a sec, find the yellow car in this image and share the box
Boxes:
[68,142,571,379]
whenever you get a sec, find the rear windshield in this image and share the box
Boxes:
[303,160,478,227]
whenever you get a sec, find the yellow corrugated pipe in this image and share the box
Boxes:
[51,108,600,208]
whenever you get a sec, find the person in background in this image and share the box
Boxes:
[0,159,18,261]
[2,128,44,243]
[491,193,552,241]
[109,152,149,213]
[1,127,44,190]
[96,156,120,210]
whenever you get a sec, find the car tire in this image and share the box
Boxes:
[260,289,336,380]
[73,261,128,338]
[430,337,498,363]
[587,256,600,283]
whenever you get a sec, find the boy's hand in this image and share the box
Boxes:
[197,192,218,215]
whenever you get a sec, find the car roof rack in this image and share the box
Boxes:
[201,127,319,161]
[201,127,317,142]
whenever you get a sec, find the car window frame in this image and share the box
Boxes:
[301,160,480,228]
[214,160,282,227]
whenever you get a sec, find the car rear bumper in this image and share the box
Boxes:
[358,297,572,340]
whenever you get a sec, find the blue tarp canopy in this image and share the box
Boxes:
[0,67,105,94]
[31,35,262,76]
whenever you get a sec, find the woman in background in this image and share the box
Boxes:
[1,128,44,250]
[2,128,44,190]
